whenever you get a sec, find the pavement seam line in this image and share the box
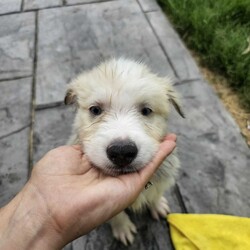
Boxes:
[0,75,32,82]
[0,124,31,141]
[174,184,188,213]
[136,0,178,78]
[28,11,38,177]
[21,0,25,11]
[35,101,65,111]
[0,0,116,16]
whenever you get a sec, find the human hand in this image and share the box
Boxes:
[0,134,176,250]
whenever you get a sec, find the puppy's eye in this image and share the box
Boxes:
[141,107,152,116]
[89,106,103,116]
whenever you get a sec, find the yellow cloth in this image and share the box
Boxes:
[167,214,250,250]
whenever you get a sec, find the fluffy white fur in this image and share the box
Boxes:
[65,58,183,245]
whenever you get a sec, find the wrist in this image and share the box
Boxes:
[0,182,63,250]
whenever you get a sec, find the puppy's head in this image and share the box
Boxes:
[65,58,184,176]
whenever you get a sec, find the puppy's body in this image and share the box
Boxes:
[66,58,183,245]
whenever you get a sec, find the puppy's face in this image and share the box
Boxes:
[65,59,183,176]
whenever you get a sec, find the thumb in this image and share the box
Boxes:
[139,138,176,183]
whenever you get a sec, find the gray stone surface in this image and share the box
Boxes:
[147,11,202,81]
[0,78,32,138]
[36,0,174,105]
[33,106,74,164]
[63,243,73,250]
[0,12,35,79]
[23,0,63,10]
[66,0,113,4]
[138,0,160,12]
[169,80,250,216]
[0,0,21,15]
[0,128,29,207]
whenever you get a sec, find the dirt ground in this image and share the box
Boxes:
[191,52,250,147]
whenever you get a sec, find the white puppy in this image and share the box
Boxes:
[65,58,184,245]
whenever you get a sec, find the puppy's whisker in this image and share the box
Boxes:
[131,166,139,174]
[113,112,118,120]
[144,123,154,131]
[165,159,175,169]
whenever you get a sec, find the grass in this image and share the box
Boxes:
[158,0,250,110]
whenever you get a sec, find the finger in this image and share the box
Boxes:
[164,133,177,142]
[71,144,83,152]
[139,140,176,182]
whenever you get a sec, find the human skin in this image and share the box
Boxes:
[0,134,176,250]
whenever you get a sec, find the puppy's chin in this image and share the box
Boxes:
[106,165,140,176]
[92,163,143,176]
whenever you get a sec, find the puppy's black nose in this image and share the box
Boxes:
[106,140,138,167]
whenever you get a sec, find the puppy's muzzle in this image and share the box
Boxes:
[106,140,138,167]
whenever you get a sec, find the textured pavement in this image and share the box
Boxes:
[0,0,249,249]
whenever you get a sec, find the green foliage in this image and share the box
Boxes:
[159,0,250,110]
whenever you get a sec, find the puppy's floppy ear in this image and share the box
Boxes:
[64,88,77,105]
[167,85,185,118]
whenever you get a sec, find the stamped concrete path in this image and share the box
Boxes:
[1,0,249,249]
